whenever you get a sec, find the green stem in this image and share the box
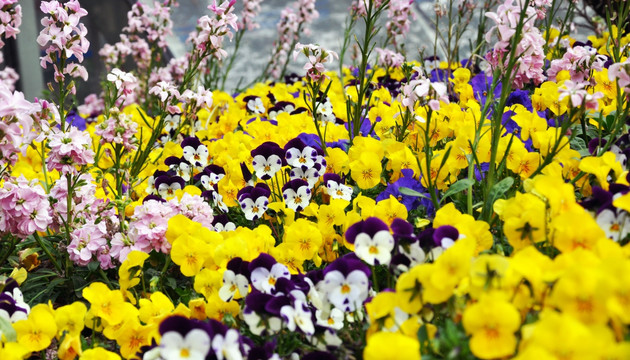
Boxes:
[33,232,63,274]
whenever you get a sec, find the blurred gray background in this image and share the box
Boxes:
[7,0,593,100]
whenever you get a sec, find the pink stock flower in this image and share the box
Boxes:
[128,199,177,255]
[0,0,21,48]
[375,48,405,68]
[238,0,264,31]
[609,59,630,93]
[95,108,139,151]
[386,0,416,49]
[0,83,40,170]
[484,0,547,88]
[37,0,90,90]
[47,127,95,174]
[559,80,604,110]
[0,176,52,239]
[294,43,338,83]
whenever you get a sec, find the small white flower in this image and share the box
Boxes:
[281,300,315,335]
[326,182,353,201]
[160,329,211,360]
[354,230,395,266]
[250,263,291,294]
[596,209,630,241]
[321,270,369,312]
[212,329,243,360]
[219,270,249,302]
[252,154,282,180]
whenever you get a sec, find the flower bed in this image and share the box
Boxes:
[2,0,630,359]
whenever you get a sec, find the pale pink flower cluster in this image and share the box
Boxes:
[609,59,630,94]
[68,220,110,268]
[0,83,40,172]
[375,48,405,68]
[349,0,385,17]
[46,126,95,174]
[268,0,319,79]
[124,199,176,257]
[295,0,319,36]
[268,7,299,79]
[149,56,188,88]
[0,64,18,91]
[484,0,547,88]
[107,68,138,97]
[294,43,338,82]
[37,0,90,87]
[558,80,603,110]
[239,0,264,31]
[0,1,21,90]
[401,76,449,111]
[172,193,215,230]
[48,173,97,228]
[77,93,105,118]
[188,0,238,61]
[100,1,175,77]
[66,194,118,269]
[0,0,21,48]
[547,45,607,83]
[95,108,139,151]
[386,0,416,49]
[110,194,214,262]
[0,176,52,239]
[123,1,174,49]
[149,81,182,114]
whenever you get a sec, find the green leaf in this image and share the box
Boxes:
[0,317,16,342]
[399,187,430,199]
[481,176,515,220]
[440,179,475,203]
[87,261,99,272]
[487,177,514,206]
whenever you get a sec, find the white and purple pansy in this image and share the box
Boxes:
[146,316,251,360]
[237,183,271,221]
[248,253,291,294]
[219,257,251,302]
[280,299,316,335]
[391,218,425,268]
[181,136,209,168]
[201,187,229,213]
[145,316,212,360]
[0,279,29,323]
[289,163,322,189]
[345,217,395,266]
[154,175,186,199]
[284,138,318,170]
[251,142,285,181]
[267,101,295,120]
[319,254,371,313]
[146,170,173,195]
[323,173,353,201]
[282,179,311,212]
[211,214,236,232]
[244,95,266,115]
[194,164,226,190]
[429,225,464,260]
[165,156,192,182]
[242,291,283,336]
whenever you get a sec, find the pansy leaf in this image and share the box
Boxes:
[0,317,16,342]
[398,187,430,199]
[440,179,474,204]
[482,176,514,219]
